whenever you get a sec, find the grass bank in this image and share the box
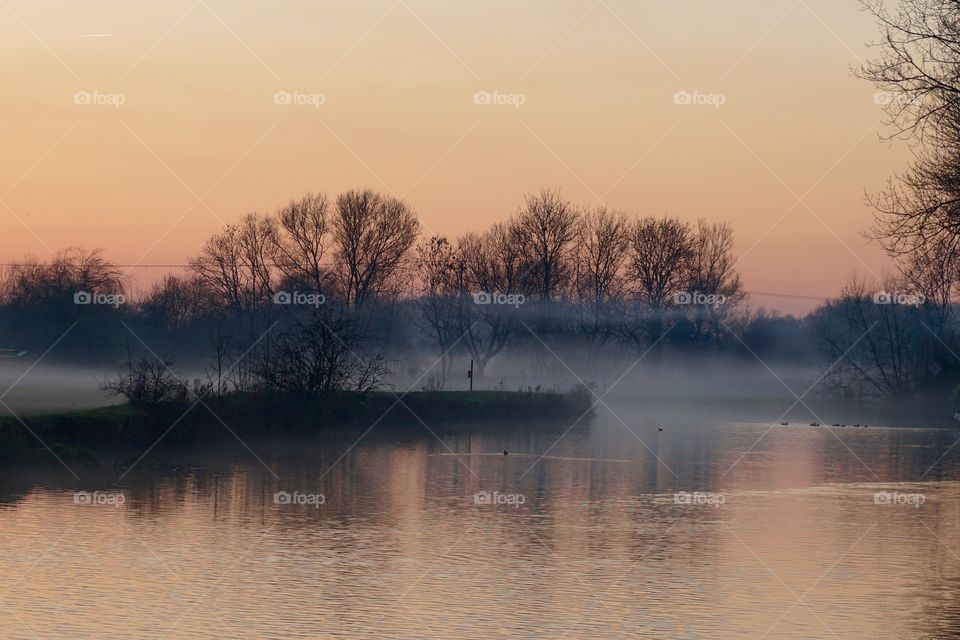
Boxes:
[0,387,593,467]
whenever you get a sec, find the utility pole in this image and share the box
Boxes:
[468,359,474,392]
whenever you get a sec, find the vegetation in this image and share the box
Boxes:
[103,357,189,404]
[799,0,960,401]
[0,386,594,466]
[0,187,767,396]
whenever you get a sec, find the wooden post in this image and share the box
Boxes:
[468,359,474,392]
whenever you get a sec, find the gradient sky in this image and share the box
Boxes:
[0,0,910,313]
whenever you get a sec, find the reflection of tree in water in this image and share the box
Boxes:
[2,420,960,637]
[808,426,960,484]
[0,470,44,506]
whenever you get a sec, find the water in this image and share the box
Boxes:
[2,399,960,639]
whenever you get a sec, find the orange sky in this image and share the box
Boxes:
[0,0,909,313]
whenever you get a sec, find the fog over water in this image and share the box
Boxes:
[3,350,950,429]
[0,360,120,415]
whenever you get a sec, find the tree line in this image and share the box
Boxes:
[3,186,956,404]
[1,187,806,395]
[799,0,960,403]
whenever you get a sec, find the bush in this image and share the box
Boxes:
[254,309,386,396]
[103,357,188,404]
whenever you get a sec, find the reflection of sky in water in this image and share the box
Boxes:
[0,405,959,638]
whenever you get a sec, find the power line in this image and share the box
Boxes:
[746,291,831,302]
[0,262,835,302]
[0,263,192,268]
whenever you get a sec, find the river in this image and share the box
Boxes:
[1,397,959,638]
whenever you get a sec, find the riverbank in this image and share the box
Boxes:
[0,387,594,467]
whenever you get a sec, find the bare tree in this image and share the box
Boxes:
[271,192,333,295]
[140,274,214,329]
[103,357,188,404]
[415,236,466,376]
[858,1,960,278]
[237,213,278,302]
[191,228,243,312]
[899,238,959,348]
[463,222,530,296]
[255,309,386,395]
[333,189,420,308]
[810,276,941,399]
[206,327,234,397]
[513,189,578,303]
[573,206,629,344]
[833,1,960,399]
[683,220,746,343]
[511,189,578,374]
[905,238,956,302]
[457,225,529,378]
[190,213,279,314]
[0,247,124,307]
[858,0,960,142]
[624,216,693,345]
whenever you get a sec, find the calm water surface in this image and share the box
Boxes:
[2,399,960,639]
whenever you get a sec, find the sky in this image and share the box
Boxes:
[0,0,910,314]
